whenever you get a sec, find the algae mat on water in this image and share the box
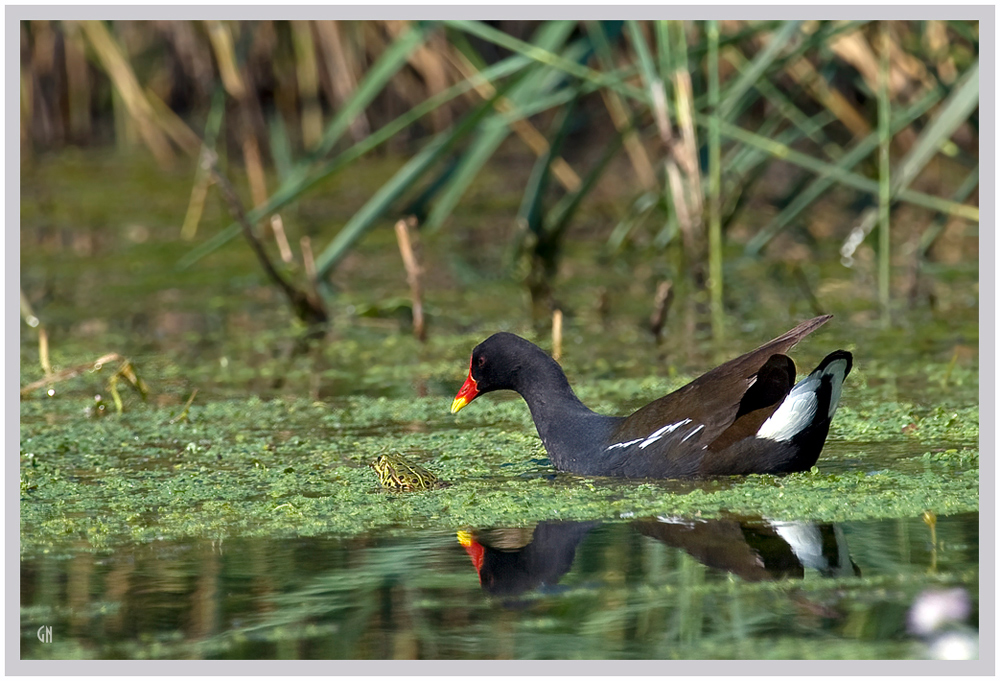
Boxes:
[19,372,978,556]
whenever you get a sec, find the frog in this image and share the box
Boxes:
[369,453,450,492]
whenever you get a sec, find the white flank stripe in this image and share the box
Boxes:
[606,418,702,452]
[757,376,819,442]
[681,424,705,442]
[605,438,643,451]
[639,418,692,449]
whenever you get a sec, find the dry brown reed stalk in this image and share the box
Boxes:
[886,29,937,92]
[31,20,56,76]
[20,31,32,156]
[384,21,453,131]
[362,22,427,122]
[649,280,674,342]
[63,21,92,141]
[38,328,52,378]
[300,235,319,298]
[241,133,269,210]
[394,217,426,342]
[181,170,214,241]
[924,20,958,85]
[827,24,929,154]
[830,30,910,99]
[145,88,203,157]
[205,20,243,97]
[168,389,199,424]
[205,20,269,210]
[551,309,564,361]
[163,21,215,100]
[783,54,870,139]
[20,290,51,378]
[271,215,295,264]
[443,45,582,193]
[598,86,658,191]
[291,21,324,150]
[79,20,176,166]
[19,352,130,397]
[28,21,61,147]
[665,72,704,270]
[314,20,371,141]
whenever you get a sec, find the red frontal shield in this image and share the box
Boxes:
[450,359,479,414]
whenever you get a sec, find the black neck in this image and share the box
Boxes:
[511,354,623,472]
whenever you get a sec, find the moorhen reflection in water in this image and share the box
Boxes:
[632,516,860,582]
[458,522,601,599]
[458,517,859,600]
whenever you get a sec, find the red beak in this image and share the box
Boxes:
[450,359,479,414]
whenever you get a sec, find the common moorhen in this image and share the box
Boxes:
[450,315,852,478]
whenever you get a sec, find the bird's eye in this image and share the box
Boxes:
[478,355,487,368]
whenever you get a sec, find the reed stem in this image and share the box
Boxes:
[878,23,892,327]
[707,21,724,340]
[394,218,426,342]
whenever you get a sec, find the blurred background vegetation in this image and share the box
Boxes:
[20,19,979,389]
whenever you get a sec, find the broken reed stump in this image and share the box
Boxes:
[394,217,426,342]
[21,289,52,377]
[272,214,295,264]
[649,280,674,343]
[552,308,563,361]
[300,235,323,308]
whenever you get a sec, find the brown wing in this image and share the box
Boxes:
[611,315,831,448]
[707,353,796,451]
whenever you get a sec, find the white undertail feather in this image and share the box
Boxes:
[757,358,849,442]
[756,377,819,441]
[826,359,848,417]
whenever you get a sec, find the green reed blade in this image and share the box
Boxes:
[177,53,534,270]
[313,84,515,279]
[308,21,431,161]
[423,22,580,232]
[544,114,627,241]
[626,21,659,91]
[446,19,650,105]
[724,47,840,159]
[268,112,293,183]
[918,168,979,256]
[745,90,942,256]
[891,60,979,197]
[719,21,802,119]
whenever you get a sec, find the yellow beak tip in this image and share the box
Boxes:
[450,398,467,415]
